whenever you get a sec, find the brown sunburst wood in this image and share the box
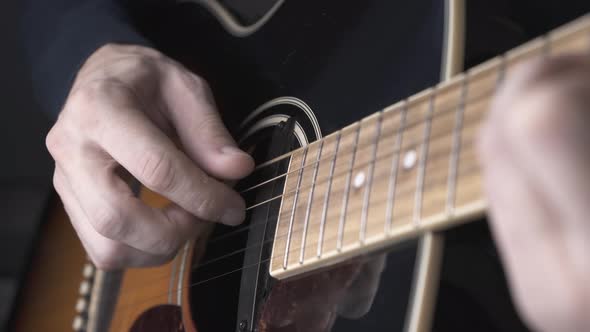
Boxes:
[12,186,209,332]
[108,188,187,332]
[107,188,210,332]
[12,196,87,332]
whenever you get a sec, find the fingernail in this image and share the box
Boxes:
[221,207,245,226]
[221,146,250,157]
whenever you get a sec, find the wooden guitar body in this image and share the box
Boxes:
[10,1,590,331]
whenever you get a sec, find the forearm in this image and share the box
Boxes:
[21,0,152,118]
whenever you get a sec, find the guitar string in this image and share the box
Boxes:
[188,142,479,273]
[44,80,495,316]
[110,33,584,296]
[237,84,492,196]
[206,112,482,251]
[61,77,495,318]
[90,78,498,314]
[33,163,482,321]
[223,121,463,243]
[102,139,482,301]
[48,25,590,322]
[33,80,491,280]
[207,87,492,244]
[107,165,483,316]
[68,94,488,303]
[119,21,589,305]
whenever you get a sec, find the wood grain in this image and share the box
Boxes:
[270,14,590,280]
[108,188,187,332]
[12,197,87,332]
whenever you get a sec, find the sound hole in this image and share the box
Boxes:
[130,304,183,332]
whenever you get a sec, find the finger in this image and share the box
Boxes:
[160,69,254,180]
[500,56,590,230]
[57,147,207,256]
[82,89,246,225]
[478,137,578,332]
[53,165,170,269]
[480,77,584,330]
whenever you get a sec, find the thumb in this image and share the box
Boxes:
[162,70,254,180]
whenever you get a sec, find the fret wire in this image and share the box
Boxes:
[153,131,486,291]
[274,111,487,229]
[299,140,324,264]
[317,132,342,258]
[282,147,309,269]
[336,123,362,251]
[242,87,493,197]
[175,165,488,303]
[273,141,480,250]
[446,76,468,215]
[359,112,384,244]
[413,91,435,226]
[385,102,408,234]
[244,23,587,195]
[227,141,483,272]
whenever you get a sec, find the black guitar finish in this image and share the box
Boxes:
[176,1,444,331]
[139,1,530,331]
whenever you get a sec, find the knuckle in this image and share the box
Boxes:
[65,83,113,134]
[188,73,208,92]
[512,58,562,86]
[45,126,65,158]
[97,43,121,55]
[511,56,589,96]
[170,69,209,97]
[149,234,179,258]
[90,204,129,240]
[138,150,178,193]
[509,89,564,147]
[125,56,157,75]
[69,80,109,109]
[124,44,165,60]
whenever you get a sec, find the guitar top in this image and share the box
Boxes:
[10,1,590,331]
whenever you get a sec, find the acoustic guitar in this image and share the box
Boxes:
[9,0,590,331]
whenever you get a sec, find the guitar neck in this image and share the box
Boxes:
[270,15,590,280]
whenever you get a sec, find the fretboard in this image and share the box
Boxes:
[270,15,590,280]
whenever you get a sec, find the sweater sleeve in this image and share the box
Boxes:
[21,0,153,118]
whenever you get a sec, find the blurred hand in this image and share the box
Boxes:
[47,44,254,269]
[479,54,590,332]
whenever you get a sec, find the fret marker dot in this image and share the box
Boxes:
[403,150,417,170]
[353,171,366,189]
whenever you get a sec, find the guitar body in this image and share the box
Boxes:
[11,0,546,331]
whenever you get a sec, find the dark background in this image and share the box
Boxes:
[0,0,53,327]
[0,1,588,331]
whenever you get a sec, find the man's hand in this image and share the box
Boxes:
[479,55,590,332]
[47,44,254,269]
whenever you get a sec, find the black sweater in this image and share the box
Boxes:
[21,0,589,119]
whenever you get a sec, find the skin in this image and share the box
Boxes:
[479,54,590,332]
[47,44,255,269]
[47,42,590,331]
